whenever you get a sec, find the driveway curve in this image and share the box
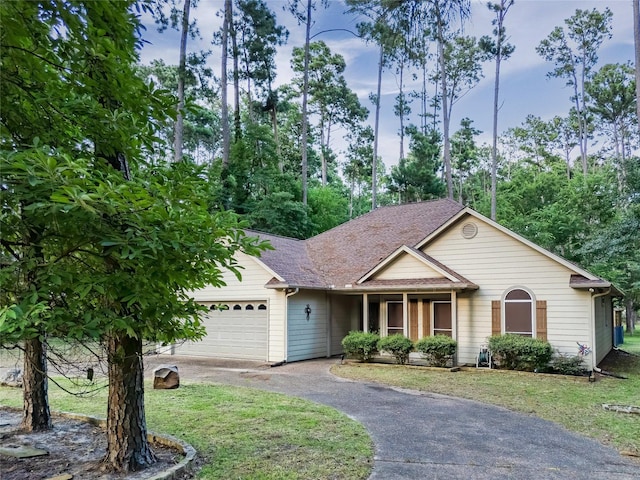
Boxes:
[145,356,639,480]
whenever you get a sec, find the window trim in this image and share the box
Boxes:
[501,286,536,337]
[431,300,453,337]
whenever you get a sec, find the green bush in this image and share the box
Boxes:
[341,331,380,362]
[377,334,414,365]
[415,335,457,367]
[549,353,588,376]
[488,334,553,372]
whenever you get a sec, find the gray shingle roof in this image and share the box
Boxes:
[248,199,464,289]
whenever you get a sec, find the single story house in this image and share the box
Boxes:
[171,199,620,370]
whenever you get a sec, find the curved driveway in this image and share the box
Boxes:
[146,356,639,479]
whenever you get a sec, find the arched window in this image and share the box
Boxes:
[504,288,534,336]
[233,304,242,310]
[258,304,267,310]
[245,304,254,310]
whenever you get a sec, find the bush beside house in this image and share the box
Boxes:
[488,334,553,372]
[377,334,414,365]
[415,335,457,367]
[341,331,380,362]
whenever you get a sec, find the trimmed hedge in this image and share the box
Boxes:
[378,334,414,365]
[415,335,457,367]
[341,331,380,362]
[488,334,553,371]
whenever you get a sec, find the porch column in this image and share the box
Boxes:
[403,292,409,337]
[451,290,457,365]
[362,293,369,332]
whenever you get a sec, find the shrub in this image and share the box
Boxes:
[549,353,588,376]
[415,335,457,367]
[341,331,380,362]
[378,334,414,365]
[488,334,553,371]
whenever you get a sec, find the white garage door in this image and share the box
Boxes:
[173,301,268,360]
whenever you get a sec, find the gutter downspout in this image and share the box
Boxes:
[284,288,299,363]
[591,287,611,372]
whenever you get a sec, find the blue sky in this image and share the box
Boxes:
[140,0,636,169]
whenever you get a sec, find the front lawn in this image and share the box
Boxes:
[332,354,640,457]
[0,380,373,479]
[622,328,640,355]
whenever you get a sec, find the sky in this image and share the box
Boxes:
[139,0,636,169]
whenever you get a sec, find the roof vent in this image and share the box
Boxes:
[461,222,478,239]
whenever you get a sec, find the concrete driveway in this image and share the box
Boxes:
[145,356,640,480]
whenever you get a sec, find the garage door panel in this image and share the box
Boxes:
[174,301,268,360]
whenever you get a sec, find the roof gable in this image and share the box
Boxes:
[417,208,601,280]
[359,245,457,283]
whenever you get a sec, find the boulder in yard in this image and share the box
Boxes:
[1,369,23,388]
[153,365,179,389]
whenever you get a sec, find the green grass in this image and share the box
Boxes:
[622,328,640,355]
[332,355,640,457]
[0,380,373,479]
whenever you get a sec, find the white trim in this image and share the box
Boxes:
[358,245,459,284]
[416,208,600,281]
[431,300,453,337]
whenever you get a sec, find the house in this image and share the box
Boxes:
[171,199,620,370]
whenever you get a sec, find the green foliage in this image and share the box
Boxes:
[308,186,349,235]
[0,147,269,345]
[248,191,312,239]
[388,126,445,203]
[488,335,553,372]
[341,331,380,362]
[549,354,588,376]
[377,334,414,365]
[415,335,457,367]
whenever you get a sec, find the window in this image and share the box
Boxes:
[433,301,452,337]
[233,304,242,310]
[387,301,403,336]
[245,304,254,310]
[504,289,533,336]
[258,304,267,310]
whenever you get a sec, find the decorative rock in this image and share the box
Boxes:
[0,444,49,458]
[1,368,23,388]
[153,365,180,389]
[45,475,73,480]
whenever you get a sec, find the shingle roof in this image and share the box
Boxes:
[248,199,464,289]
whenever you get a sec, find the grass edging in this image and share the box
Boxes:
[55,411,197,480]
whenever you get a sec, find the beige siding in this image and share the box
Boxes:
[287,291,329,362]
[375,254,444,280]
[425,217,592,365]
[188,252,286,362]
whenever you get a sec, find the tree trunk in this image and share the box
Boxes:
[173,0,191,163]
[438,20,453,199]
[300,0,312,205]
[634,0,640,136]
[626,298,637,336]
[221,0,231,168]
[21,337,51,432]
[230,1,241,142]
[104,332,155,472]
[372,45,383,210]
[398,61,405,162]
[490,36,502,221]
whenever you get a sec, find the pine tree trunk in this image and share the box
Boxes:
[634,0,640,136]
[21,337,51,432]
[626,298,636,336]
[221,0,231,168]
[372,45,383,210]
[300,0,312,205]
[104,332,155,472]
[173,0,191,163]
